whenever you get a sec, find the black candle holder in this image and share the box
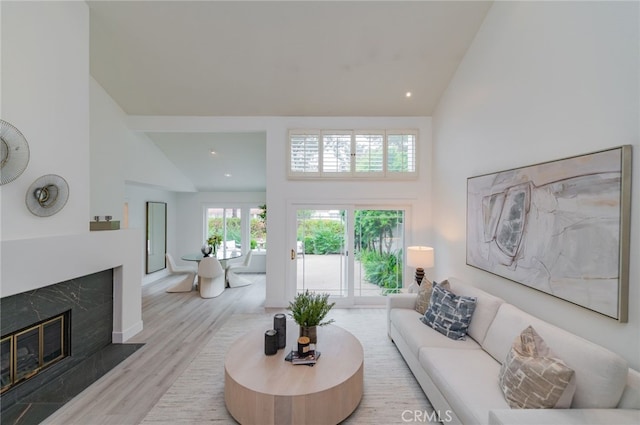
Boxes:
[264,329,278,355]
[274,313,286,349]
[298,336,311,356]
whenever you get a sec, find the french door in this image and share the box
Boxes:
[290,204,406,305]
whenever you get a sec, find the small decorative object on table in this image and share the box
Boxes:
[201,244,213,257]
[288,290,335,346]
[264,329,278,355]
[207,234,222,255]
[273,313,286,349]
[285,349,321,366]
[297,336,311,356]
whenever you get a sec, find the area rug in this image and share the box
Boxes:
[141,309,434,424]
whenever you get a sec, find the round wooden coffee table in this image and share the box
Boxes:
[224,322,364,425]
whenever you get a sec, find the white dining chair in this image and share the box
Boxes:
[198,256,226,298]
[226,250,254,288]
[165,253,196,293]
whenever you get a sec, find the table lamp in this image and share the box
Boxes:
[407,246,435,293]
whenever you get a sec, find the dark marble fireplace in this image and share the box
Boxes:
[0,269,143,424]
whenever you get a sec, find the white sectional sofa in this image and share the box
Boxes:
[387,277,640,425]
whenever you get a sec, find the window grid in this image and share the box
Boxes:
[355,133,384,174]
[322,133,352,173]
[387,133,416,173]
[290,133,320,173]
[288,129,418,179]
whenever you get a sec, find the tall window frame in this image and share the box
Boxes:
[288,129,418,179]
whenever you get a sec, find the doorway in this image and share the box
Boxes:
[291,205,406,305]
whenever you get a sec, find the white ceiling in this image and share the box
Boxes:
[149,131,267,192]
[87,1,492,191]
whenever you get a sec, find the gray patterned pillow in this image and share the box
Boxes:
[499,326,576,409]
[420,284,477,340]
[414,280,450,315]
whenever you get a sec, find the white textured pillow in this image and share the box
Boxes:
[499,326,576,409]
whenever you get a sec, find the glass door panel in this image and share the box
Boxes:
[296,209,347,297]
[354,209,404,295]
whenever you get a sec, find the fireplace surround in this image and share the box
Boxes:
[0,230,144,422]
[0,269,143,423]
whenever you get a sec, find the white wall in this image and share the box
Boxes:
[91,77,197,285]
[90,77,195,224]
[1,1,89,240]
[433,1,639,368]
[90,78,127,221]
[0,2,142,342]
[124,130,196,193]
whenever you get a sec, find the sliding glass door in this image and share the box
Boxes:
[296,209,348,297]
[353,209,404,296]
[291,205,405,304]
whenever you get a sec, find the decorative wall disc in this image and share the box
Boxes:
[1,119,30,185]
[26,174,69,217]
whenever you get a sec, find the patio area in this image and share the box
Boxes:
[296,254,401,297]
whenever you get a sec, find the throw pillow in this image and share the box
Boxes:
[414,279,450,315]
[420,284,477,340]
[499,326,576,409]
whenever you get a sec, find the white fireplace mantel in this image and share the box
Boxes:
[0,229,143,343]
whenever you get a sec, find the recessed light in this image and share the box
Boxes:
[224,173,232,178]
[405,91,412,98]
[210,150,217,155]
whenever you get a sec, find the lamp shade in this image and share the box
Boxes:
[407,246,434,269]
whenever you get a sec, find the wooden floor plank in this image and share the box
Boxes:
[42,273,267,425]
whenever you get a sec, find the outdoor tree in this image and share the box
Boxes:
[354,210,401,255]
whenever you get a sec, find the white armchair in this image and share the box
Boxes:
[198,256,226,298]
[226,250,253,288]
[165,253,196,293]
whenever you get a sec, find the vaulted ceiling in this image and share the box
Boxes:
[88,1,492,191]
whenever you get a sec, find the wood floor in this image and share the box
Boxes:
[43,273,269,425]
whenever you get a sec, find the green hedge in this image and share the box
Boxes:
[298,219,344,254]
[357,249,403,294]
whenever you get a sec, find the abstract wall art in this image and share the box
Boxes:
[467,146,631,321]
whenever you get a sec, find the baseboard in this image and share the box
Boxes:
[113,320,144,343]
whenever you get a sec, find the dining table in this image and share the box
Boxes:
[181,251,242,289]
[181,250,242,269]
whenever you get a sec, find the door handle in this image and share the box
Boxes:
[291,249,296,260]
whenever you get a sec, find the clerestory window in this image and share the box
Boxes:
[288,129,418,179]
